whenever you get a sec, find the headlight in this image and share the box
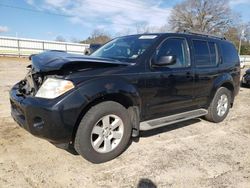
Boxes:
[35,78,75,99]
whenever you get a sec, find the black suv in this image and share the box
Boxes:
[10,32,240,163]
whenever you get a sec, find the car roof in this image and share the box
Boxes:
[123,32,227,43]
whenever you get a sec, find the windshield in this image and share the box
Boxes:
[91,35,158,62]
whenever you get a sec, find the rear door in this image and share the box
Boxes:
[192,39,220,107]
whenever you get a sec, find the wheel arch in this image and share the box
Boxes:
[70,78,141,143]
[209,75,235,107]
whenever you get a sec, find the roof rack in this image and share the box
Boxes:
[182,30,226,40]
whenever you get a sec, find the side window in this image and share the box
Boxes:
[156,38,190,68]
[208,42,219,65]
[220,42,239,65]
[193,40,211,66]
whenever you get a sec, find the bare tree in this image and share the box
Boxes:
[157,24,169,33]
[135,23,150,34]
[55,35,66,42]
[241,22,250,41]
[224,27,241,50]
[225,23,250,44]
[115,28,132,37]
[70,37,80,43]
[81,29,111,44]
[169,0,234,34]
[224,23,250,54]
[135,23,170,34]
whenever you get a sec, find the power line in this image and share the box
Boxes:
[0,3,135,28]
[0,1,169,17]
[84,1,170,15]
[0,2,168,28]
[0,3,72,17]
[104,0,159,11]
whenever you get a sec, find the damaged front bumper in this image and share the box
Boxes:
[9,82,87,144]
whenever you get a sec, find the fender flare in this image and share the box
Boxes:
[209,73,235,105]
[71,76,142,140]
[77,76,141,108]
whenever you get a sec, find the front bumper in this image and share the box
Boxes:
[10,82,88,144]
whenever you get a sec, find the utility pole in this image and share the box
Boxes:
[238,29,244,55]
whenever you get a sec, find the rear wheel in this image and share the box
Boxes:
[205,87,232,123]
[74,101,132,163]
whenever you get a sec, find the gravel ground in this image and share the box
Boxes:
[0,57,250,188]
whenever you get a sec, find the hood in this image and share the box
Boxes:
[31,51,131,73]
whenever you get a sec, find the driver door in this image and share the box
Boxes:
[145,37,195,120]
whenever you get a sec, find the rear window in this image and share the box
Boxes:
[193,40,218,67]
[220,42,239,65]
[208,42,219,65]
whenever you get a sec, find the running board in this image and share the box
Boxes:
[140,109,208,131]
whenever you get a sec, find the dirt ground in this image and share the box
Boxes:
[0,57,250,188]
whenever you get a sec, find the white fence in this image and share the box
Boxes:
[240,55,250,66]
[0,36,89,56]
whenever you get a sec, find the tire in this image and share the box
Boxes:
[205,87,232,123]
[74,101,132,163]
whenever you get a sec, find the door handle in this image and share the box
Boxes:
[186,72,191,78]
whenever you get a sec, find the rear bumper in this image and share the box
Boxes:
[10,82,87,144]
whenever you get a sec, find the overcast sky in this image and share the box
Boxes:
[0,0,250,41]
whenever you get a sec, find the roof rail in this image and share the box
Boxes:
[182,30,226,40]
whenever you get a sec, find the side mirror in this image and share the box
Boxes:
[153,55,177,67]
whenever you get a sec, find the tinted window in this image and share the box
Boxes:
[157,38,189,68]
[91,35,158,62]
[220,42,239,65]
[193,40,210,66]
[208,42,218,65]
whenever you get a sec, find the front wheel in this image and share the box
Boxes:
[205,87,232,123]
[74,101,132,163]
